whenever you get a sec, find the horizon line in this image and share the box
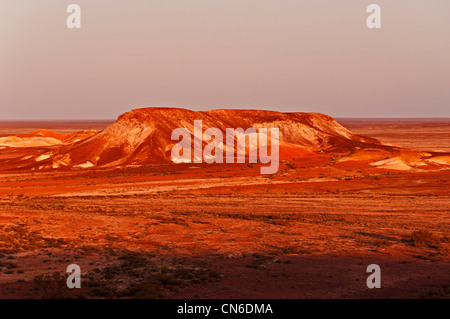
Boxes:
[1,116,450,122]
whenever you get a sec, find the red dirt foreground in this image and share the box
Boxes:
[0,108,449,299]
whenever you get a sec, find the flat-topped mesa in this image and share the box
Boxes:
[115,107,380,146]
[52,107,383,168]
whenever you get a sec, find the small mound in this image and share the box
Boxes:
[0,136,63,147]
[426,156,450,165]
[370,157,413,171]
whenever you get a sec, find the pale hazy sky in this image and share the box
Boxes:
[1,0,449,119]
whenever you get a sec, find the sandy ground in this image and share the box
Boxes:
[0,120,449,299]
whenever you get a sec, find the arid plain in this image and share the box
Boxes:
[0,115,449,299]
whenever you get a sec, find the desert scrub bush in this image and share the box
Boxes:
[435,245,450,256]
[416,286,450,299]
[83,251,220,298]
[410,230,441,249]
[120,282,161,299]
[374,239,395,248]
[0,261,19,271]
[0,223,67,253]
[152,214,188,226]
[33,272,69,299]
[89,285,115,298]
[285,162,296,170]
[246,253,271,269]
[285,245,312,255]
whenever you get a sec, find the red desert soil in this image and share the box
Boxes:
[0,111,449,299]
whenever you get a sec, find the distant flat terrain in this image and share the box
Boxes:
[0,120,113,137]
[338,118,450,152]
